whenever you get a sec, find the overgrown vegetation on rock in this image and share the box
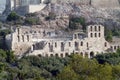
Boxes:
[69,16,86,30]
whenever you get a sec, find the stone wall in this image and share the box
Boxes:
[51,0,120,8]
[91,0,120,8]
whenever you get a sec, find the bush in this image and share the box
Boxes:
[6,11,20,21]
[25,17,41,25]
[69,16,86,30]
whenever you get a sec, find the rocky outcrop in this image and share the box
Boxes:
[35,2,120,29]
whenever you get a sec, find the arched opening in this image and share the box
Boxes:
[22,35,24,42]
[76,52,78,55]
[90,33,93,37]
[95,26,97,31]
[95,33,97,37]
[118,46,120,49]
[33,44,35,50]
[55,54,58,57]
[80,52,83,57]
[87,42,89,47]
[27,35,29,42]
[69,42,71,47]
[49,43,53,52]
[99,26,101,31]
[55,42,57,48]
[99,33,101,37]
[90,52,94,58]
[75,42,79,50]
[60,54,63,57]
[17,28,20,34]
[114,46,117,50]
[65,53,69,56]
[61,42,64,51]
[81,41,83,46]
[105,42,107,47]
[18,36,20,42]
[50,54,53,57]
[74,34,77,39]
[111,46,113,49]
[38,54,42,57]
[90,26,92,31]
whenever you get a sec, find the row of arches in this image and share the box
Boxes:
[111,46,120,50]
[37,52,95,58]
[48,41,89,52]
[17,35,29,42]
[90,26,101,32]
[90,33,101,38]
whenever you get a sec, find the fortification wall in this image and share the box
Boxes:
[91,0,120,8]
[51,0,120,8]
[51,0,90,4]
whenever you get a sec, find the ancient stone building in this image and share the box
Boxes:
[6,25,120,58]
[5,0,46,14]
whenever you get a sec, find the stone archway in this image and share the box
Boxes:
[80,52,83,57]
[65,53,69,56]
[90,51,94,58]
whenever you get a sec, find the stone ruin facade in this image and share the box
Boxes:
[6,25,120,58]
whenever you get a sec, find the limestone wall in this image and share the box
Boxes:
[28,4,46,13]
[51,0,90,4]
[91,0,120,8]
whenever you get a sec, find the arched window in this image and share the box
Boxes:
[111,46,113,49]
[61,42,64,51]
[99,26,101,31]
[60,54,63,57]
[27,35,29,42]
[50,54,53,57]
[105,42,107,47]
[90,26,92,31]
[99,33,101,37]
[95,26,97,31]
[90,52,94,58]
[38,54,42,57]
[118,46,120,49]
[80,52,83,57]
[18,36,20,42]
[75,42,79,50]
[55,42,57,47]
[69,42,71,47]
[87,42,89,47]
[65,53,69,56]
[17,28,20,34]
[90,33,93,37]
[74,34,77,39]
[95,33,97,37]
[55,54,58,57]
[81,41,83,46]
[114,46,117,50]
[22,35,24,42]
[49,43,50,47]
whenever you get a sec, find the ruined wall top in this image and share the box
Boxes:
[51,0,120,8]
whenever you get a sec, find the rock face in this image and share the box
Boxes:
[91,0,120,8]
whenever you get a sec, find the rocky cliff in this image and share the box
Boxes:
[35,2,120,30]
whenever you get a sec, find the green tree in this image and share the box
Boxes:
[69,16,86,30]
[112,65,120,80]
[105,28,113,42]
[57,66,79,80]
[6,11,20,21]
